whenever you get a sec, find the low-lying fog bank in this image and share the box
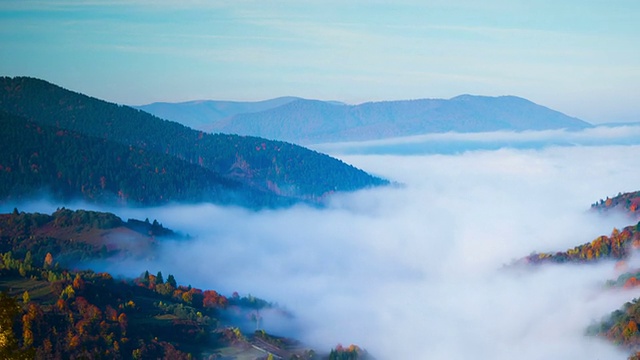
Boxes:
[4,143,640,359]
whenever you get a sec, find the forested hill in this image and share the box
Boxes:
[0,111,287,207]
[516,192,640,359]
[0,208,174,265]
[592,190,640,219]
[0,77,387,205]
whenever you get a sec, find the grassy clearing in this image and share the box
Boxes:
[213,345,265,360]
[0,275,55,303]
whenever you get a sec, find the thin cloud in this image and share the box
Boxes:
[312,126,640,155]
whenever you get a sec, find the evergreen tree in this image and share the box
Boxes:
[166,274,177,288]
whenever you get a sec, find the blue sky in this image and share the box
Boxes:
[1,0,638,123]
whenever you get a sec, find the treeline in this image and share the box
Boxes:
[328,344,370,360]
[606,270,640,289]
[0,77,388,205]
[592,190,640,218]
[524,223,640,265]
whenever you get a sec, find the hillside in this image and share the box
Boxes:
[0,77,387,205]
[522,223,640,265]
[0,111,288,207]
[0,207,177,266]
[138,95,591,144]
[520,190,640,265]
[0,208,365,359]
[517,192,640,359]
[0,249,305,359]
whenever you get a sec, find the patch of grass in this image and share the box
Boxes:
[214,345,265,360]
[0,275,55,303]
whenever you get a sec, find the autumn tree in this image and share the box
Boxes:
[0,292,33,359]
[624,320,639,342]
[43,253,53,268]
[72,274,85,291]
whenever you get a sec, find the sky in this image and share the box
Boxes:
[0,0,639,124]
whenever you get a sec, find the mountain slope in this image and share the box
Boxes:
[138,95,591,144]
[0,77,387,204]
[0,111,286,207]
[134,97,302,130]
[0,208,349,359]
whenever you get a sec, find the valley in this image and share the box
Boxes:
[0,77,638,359]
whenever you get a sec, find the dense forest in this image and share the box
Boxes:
[0,77,388,206]
[0,208,366,359]
[0,111,288,207]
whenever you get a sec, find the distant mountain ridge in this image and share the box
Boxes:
[0,77,387,207]
[134,97,303,130]
[136,95,592,144]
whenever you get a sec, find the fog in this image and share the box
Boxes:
[113,144,640,358]
[4,134,640,358]
[312,124,640,155]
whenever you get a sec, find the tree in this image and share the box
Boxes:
[624,320,639,341]
[43,253,53,268]
[156,271,164,285]
[0,291,33,359]
[166,274,176,288]
[118,313,128,333]
[72,274,85,291]
[0,292,20,350]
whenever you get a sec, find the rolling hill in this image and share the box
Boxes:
[137,95,592,144]
[0,77,387,207]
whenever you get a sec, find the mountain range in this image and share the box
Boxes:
[135,95,592,144]
[0,77,387,208]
